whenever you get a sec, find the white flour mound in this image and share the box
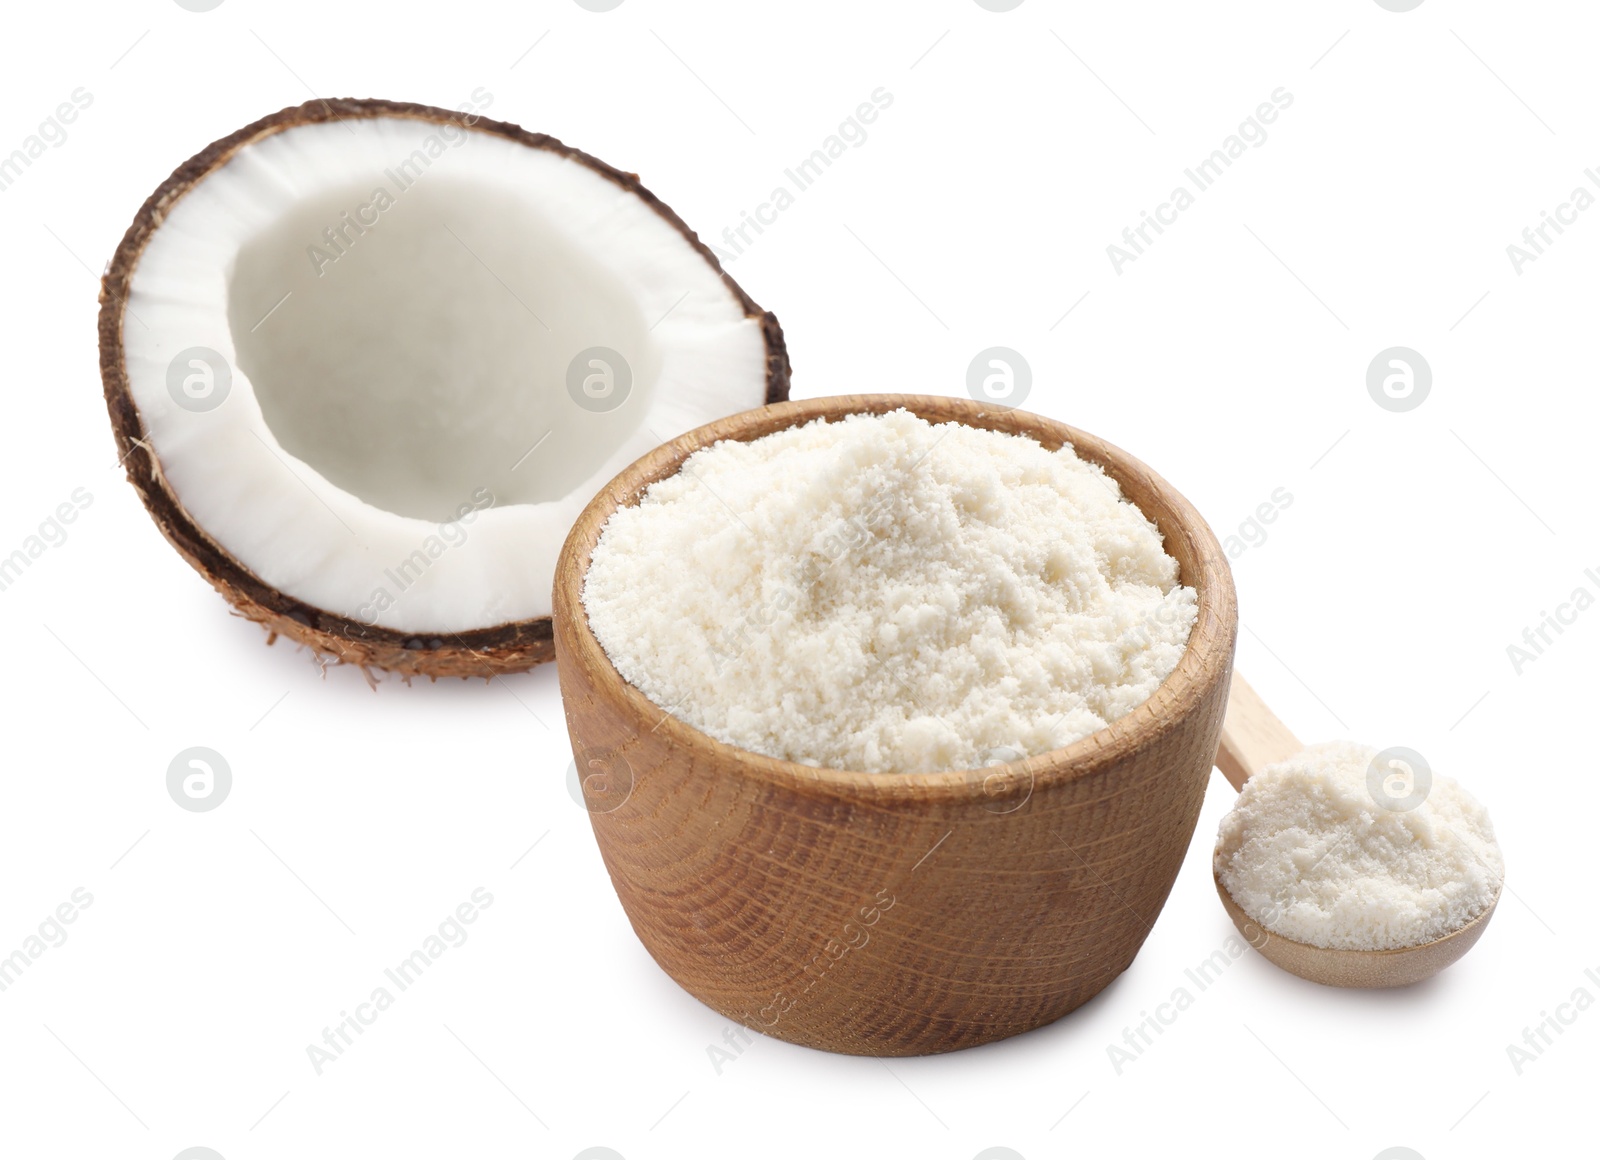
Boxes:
[582,409,1198,773]
[1214,742,1504,951]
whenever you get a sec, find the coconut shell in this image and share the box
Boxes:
[98,98,791,680]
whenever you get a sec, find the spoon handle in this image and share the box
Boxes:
[1215,673,1303,791]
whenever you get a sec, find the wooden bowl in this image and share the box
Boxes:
[552,394,1238,1055]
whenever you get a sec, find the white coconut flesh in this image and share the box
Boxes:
[121,115,771,632]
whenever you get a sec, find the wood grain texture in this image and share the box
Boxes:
[1215,673,1303,791]
[552,394,1238,1055]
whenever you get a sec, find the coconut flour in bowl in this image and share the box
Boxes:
[581,409,1198,773]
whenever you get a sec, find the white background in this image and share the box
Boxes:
[0,1,1594,1158]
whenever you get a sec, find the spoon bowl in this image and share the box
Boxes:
[1214,674,1499,987]
[1214,871,1499,988]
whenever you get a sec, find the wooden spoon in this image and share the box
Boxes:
[1214,674,1498,988]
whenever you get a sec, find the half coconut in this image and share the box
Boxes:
[99,98,789,678]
